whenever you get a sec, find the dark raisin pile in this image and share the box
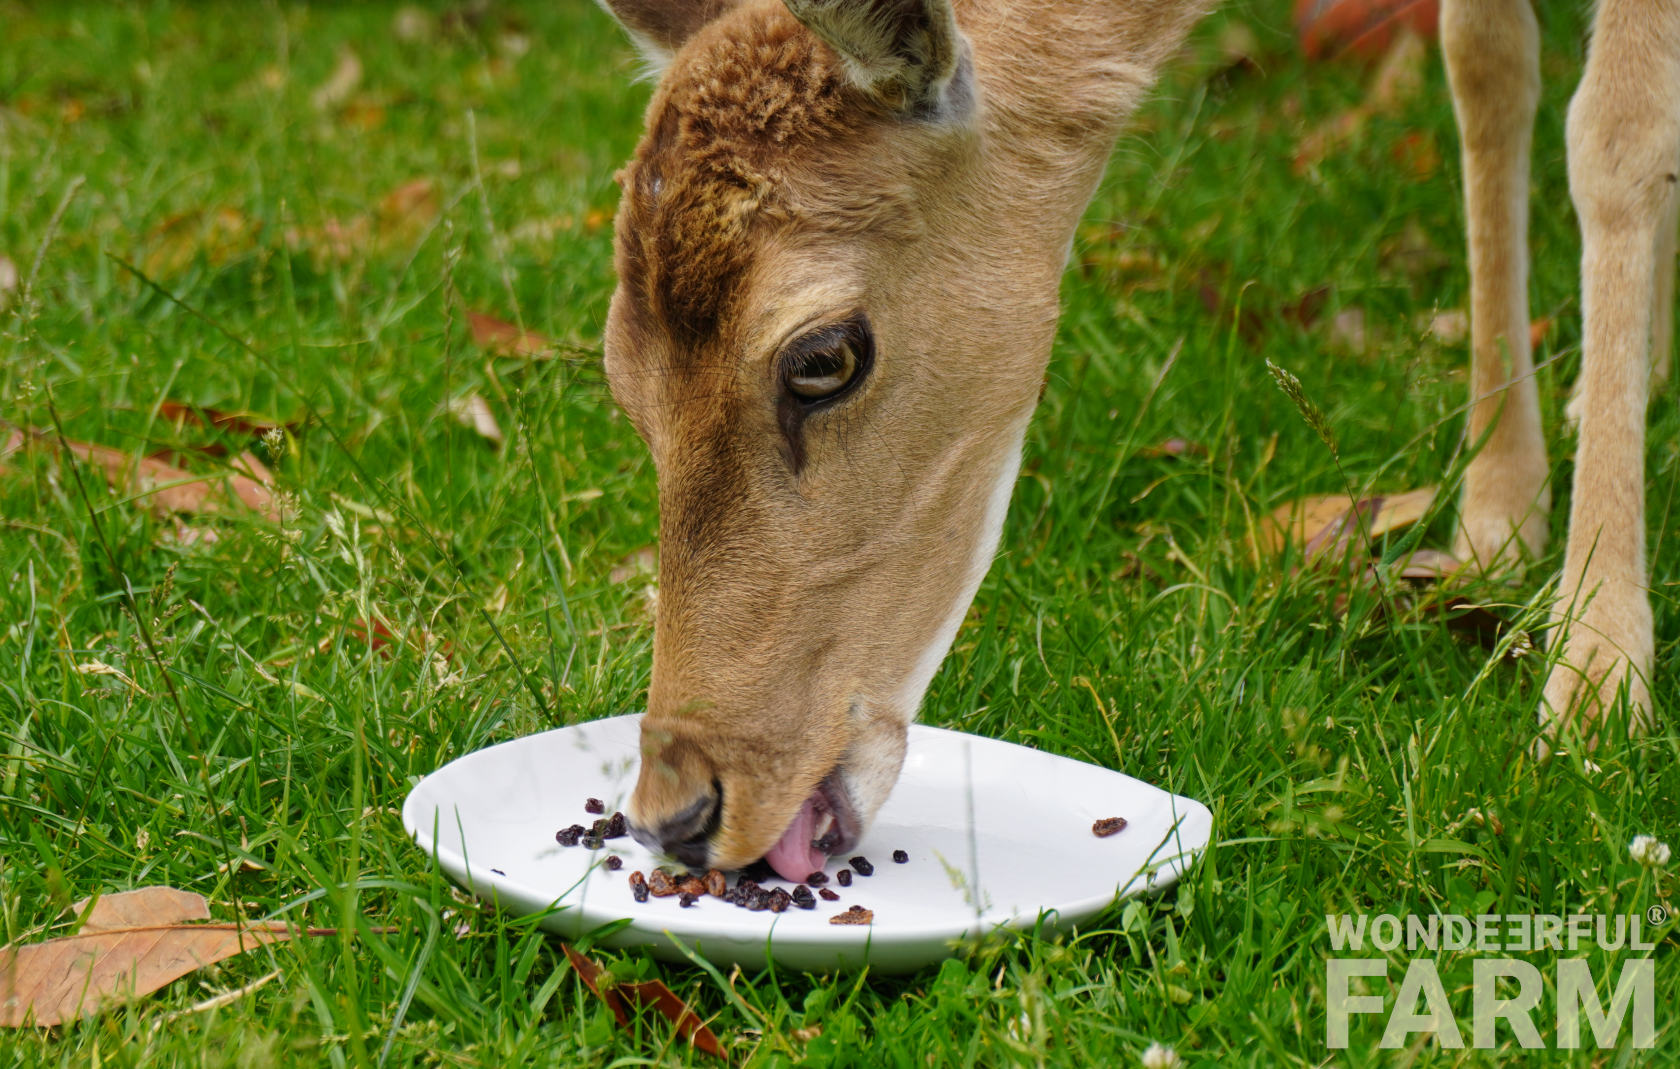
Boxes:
[1091,816,1128,838]
[892,849,909,864]
[555,810,629,849]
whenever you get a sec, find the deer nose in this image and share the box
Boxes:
[628,782,721,867]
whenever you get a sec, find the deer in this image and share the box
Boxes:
[591,0,1675,881]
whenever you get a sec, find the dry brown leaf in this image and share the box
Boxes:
[1292,108,1366,174]
[74,888,209,932]
[378,178,440,233]
[1422,308,1468,346]
[44,436,280,522]
[0,887,330,1028]
[1327,306,1368,354]
[445,393,503,447]
[467,310,552,358]
[1390,130,1440,179]
[1136,438,1209,460]
[311,47,363,111]
[142,207,259,278]
[562,945,726,1061]
[1259,486,1437,559]
[609,545,658,585]
[1366,30,1428,115]
[155,401,298,441]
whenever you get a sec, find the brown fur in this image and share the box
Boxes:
[600,0,1671,868]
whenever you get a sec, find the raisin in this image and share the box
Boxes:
[747,890,770,911]
[892,849,909,864]
[604,812,628,839]
[849,856,873,876]
[555,824,585,847]
[629,871,649,903]
[741,859,775,883]
[676,877,707,896]
[818,888,840,901]
[829,906,873,926]
[705,869,727,897]
[647,868,678,897]
[768,888,792,913]
[836,869,852,887]
[581,835,603,850]
[804,870,828,886]
[1091,817,1128,838]
[584,798,605,815]
[604,855,623,871]
[791,885,816,910]
[679,892,697,908]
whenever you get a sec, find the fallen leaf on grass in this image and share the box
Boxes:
[1295,30,1431,174]
[1421,308,1469,345]
[378,178,440,233]
[0,887,332,1027]
[54,437,281,522]
[443,393,503,447]
[467,310,552,358]
[1258,486,1437,561]
[1136,438,1209,460]
[311,47,363,111]
[142,207,260,278]
[562,945,725,1061]
[7,429,279,523]
[609,544,658,585]
[156,401,300,441]
[1258,489,1534,653]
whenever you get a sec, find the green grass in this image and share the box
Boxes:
[1,1,1675,1065]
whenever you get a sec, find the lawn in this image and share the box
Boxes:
[1,1,1675,1065]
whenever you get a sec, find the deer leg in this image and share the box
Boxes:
[1652,162,1678,388]
[1442,0,1549,571]
[1539,0,1679,749]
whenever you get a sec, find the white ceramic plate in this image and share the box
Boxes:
[402,714,1212,973]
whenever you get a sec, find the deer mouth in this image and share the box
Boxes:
[762,768,859,881]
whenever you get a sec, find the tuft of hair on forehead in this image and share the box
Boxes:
[613,4,883,345]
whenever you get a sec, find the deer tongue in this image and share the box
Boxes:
[763,791,825,882]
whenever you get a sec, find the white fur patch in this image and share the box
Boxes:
[888,419,1029,721]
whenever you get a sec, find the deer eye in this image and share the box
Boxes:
[780,316,873,406]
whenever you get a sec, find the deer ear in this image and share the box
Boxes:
[782,0,970,115]
[596,0,740,67]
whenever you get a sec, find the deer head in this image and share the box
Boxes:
[596,0,1210,878]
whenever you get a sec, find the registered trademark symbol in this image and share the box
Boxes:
[1648,904,1669,926]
